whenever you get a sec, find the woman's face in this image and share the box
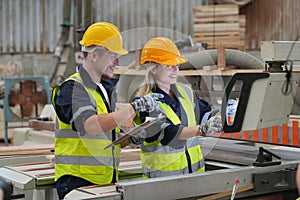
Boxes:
[152,64,179,85]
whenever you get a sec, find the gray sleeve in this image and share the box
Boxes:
[71,82,97,133]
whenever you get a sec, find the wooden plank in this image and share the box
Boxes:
[193,40,245,49]
[114,69,271,77]
[194,30,240,37]
[28,120,55,131]
[197,184,254,200]
[193,15,239,23]
[0,143,53,153]
[194,39,244,45]
[193,23,240,32]
[193,4,238,11]
[193,10,239,18]
[194,35,242,44]
[134,49,141,70]
[239,15,246,40]
[193,4,239,16]
[217,46,226,69]
[239,15,246,27]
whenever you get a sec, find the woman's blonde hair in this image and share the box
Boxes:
[136,63,157,97]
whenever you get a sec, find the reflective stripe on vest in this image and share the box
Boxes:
[140,84,204,178]
[141,135,200,152]
[55,155,120,167]
[52,73,120,184]
[142,159,205,178]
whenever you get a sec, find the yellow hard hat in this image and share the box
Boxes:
[140,37,187,65]
[79,22,128,55]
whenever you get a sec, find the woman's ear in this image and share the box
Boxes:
[150,64,157,74]
[151,68,156,75]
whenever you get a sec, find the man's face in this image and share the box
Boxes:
[93,48,119,78]
[102,58,119,79]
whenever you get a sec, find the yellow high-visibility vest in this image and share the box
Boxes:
[140,84,205,178]
[52,72,120,184]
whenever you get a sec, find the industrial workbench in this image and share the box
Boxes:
[2,138,299,200]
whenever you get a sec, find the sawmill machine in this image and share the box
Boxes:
[62,40,300,199]
[1,40,300,199]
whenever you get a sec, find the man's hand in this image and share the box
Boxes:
[131,93,164,113]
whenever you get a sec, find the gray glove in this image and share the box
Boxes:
[128,136,143,146]
[200,115,223,135]
[131,93,164,113]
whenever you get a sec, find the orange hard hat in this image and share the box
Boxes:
[140,37,187,65]
[79,22,128,55]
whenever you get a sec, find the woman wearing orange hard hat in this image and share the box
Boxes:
[135,37,223,178]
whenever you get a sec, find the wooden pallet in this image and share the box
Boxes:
[193,4,245,51]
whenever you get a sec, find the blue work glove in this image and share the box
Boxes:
[131,93,164,113]
[199,114,223,135]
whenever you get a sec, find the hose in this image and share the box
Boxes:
[179,49,265,70]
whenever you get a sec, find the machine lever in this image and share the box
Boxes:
[253,147,281,167]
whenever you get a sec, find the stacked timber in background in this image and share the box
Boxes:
[193,4,246,51]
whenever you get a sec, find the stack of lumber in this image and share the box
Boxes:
[193,4,246,51]
[0,143,54,158]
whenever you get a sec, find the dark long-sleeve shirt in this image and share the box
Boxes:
[53,66,118,133]
[139,84,211,146]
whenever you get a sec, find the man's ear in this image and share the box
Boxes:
[90,51,97,62]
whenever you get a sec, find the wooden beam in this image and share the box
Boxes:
[114,69,268,76]
[197,184,254,200]
[28,120,55,131]
[217,46,226,69]
[0,143,54,156]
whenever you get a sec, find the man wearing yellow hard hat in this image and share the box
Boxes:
[52,22,162,199]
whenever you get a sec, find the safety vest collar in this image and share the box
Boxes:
[152,84,184,105]
[151,84,196,126]
[77,65,99,89]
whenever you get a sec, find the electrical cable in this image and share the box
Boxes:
[282,60,293,95]
[282,35,300,95]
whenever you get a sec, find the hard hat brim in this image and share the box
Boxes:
[81,45,128,55]
[141,55,188,65]
[114,48,128,55]
[162,56,188,66]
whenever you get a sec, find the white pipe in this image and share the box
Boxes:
[180,49,264,70]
